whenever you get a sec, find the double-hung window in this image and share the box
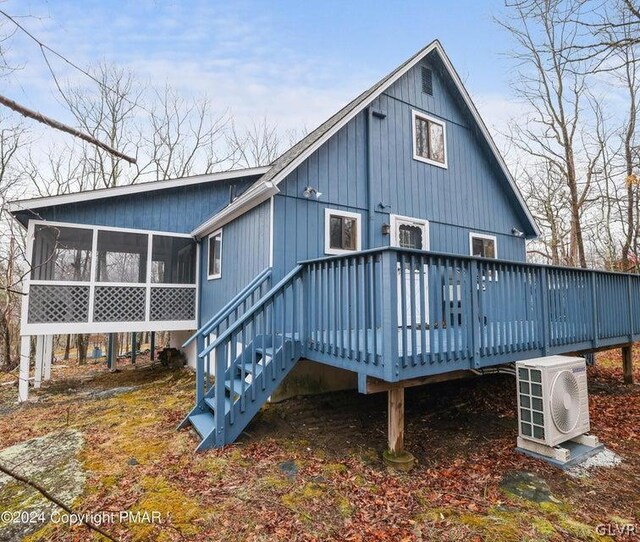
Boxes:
[412,110,447,168]
[325,209,361,255]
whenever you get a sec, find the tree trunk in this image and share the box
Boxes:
[76,334,88,365]
[1,316,11,371]
[64,334,71,361]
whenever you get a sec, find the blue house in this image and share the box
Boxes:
[9,41,636,461]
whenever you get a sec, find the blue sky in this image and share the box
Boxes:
[2,0,518,142]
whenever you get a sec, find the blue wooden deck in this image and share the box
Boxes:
[183,247,639,449]
[302,248,640,381]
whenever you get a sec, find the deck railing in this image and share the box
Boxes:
[301,248,640,381]
[195,266,303,405]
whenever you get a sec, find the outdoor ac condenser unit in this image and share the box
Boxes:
[516,356,591,448]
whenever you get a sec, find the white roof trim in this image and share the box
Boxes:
[7,166,270,213]
[194,41,539,238]
[191,181,279,238]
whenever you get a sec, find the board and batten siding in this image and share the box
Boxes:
[198,200,271,323]
[271,58,528,276]
[15,177,257,234]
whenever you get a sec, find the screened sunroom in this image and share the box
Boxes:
[22,221,199,335]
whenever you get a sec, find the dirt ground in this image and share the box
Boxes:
[0,349,638,542]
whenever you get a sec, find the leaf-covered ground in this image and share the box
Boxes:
[0,349,638,542]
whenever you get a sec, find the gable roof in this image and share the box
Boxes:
[7,166,270,215]
[192,40,540,239]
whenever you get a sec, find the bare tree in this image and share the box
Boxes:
[499,0,601,267]
[522,162,572,264]
[0,118,27,369]
[590,4,640,271]
[141,86,229,180]
[570,0,640,70]
[227,117,283,168]
[60,62,142,189]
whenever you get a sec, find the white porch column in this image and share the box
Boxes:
[18,336,31,402]
[43,335,53,381]
[34,335,44,389]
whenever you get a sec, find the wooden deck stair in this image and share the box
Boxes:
[179,265,304,451]
[179,335,301,450]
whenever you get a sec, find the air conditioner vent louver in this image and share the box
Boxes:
[516,356,590,447]
[550,370,580,433]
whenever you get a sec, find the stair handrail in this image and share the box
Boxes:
[199,264,304,359]
[183,266,272,347]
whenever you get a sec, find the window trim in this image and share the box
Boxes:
[207,228,223,280]
[411,109,448,169]
[469,232,498,259]
[324,208,362,255]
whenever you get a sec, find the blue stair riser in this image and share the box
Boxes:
[187,337,301,450]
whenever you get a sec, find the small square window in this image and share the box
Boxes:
[470,234,497,259]
[324,209,361,255]
[208,229,222,280]
[412,110,447,168]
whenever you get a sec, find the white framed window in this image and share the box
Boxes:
[208,229,222,280]
[412,110,447,168]
[324,208,361,255]
[469,232,497,259]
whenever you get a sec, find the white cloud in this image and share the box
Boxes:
[1,0,373,146]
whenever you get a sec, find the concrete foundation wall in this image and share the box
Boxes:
[271,359,358,402]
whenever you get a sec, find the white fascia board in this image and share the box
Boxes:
[190,181,279,239]
[6,166,271,213]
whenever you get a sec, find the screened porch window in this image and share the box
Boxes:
[152,235,196,284]
[31,225,93,281]
[26,222,198,330]
[412,110,447,168]
[96,230,148,283]
[325,209,361,255]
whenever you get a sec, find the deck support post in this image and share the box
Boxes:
[18,335,31,402]
[131,332,136,365]
[43,335,53,381]
[107,333,118,372]
[382,387,415,470]
[622,345,634,385]
[150,332,155,365]
[34,335,44,389]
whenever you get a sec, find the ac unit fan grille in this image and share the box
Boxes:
[550,370,581,433]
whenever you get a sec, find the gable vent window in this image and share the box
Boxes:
[421,67,433,95]
[412,110,447,168]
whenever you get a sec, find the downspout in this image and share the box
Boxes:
[366,107,375,248]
